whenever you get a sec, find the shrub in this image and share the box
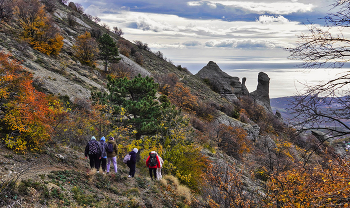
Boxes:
[217,124,251,159]
[134,40,150,51]
[90,27,102,39]
[113,26,123,36]
[0,0,14,22]
[109,62,136,79]
[155,73,179,95]
[119,44,131,57]
[15,0,63,55]
[73,31,99,66]
[42,0,56,12]
[0,52,65,152]
[134,52,144,66]
[168,82,198,112]
[75,3,84,14]
[194,101,217,121]
[154,51,164,59]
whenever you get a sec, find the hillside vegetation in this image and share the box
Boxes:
[1,0,350,207]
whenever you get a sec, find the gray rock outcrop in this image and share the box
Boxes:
[250,72,272,112]
[241,77,249,95]
[196,61,242,95]
[68,2,78,12]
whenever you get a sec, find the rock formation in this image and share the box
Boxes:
[195,61,243,102]
[250,72,272,112]
[241,77,249,95]
[68,2,78,12]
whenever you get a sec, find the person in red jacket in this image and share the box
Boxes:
[146,151,160,180]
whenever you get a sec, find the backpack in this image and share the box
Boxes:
[149,153,158,167]
[89,140,99,154]
[123,154,131,163]
[107,143,114,153]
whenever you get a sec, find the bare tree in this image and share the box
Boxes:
[287,0,350,137]
[113,26,123,36]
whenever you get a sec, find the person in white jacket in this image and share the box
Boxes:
[155,152,164,180]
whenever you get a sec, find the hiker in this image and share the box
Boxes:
[107,137,118,174]
[127,148,138,178]
[99,136,108,173]
[84,136,101,171]
[156,152,164,180]
[146,151,160,180]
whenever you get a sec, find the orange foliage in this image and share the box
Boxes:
[0,52,65,152]
[203,162,256,207]
[15,0,63,55]
[216,124,251,159]
[73,31,99,66]
[266,160,350,207]
[168,82,198,112]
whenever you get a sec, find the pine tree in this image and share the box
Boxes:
[98,33,120,71]
[93,75,168,139]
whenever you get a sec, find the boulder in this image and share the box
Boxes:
[68,2,77,12]
[250,72,272,112]
[311,130,329,143]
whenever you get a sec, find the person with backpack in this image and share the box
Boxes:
[84,136,101,171]
[155,152,164,180]
[106,137,118,174]
[99,136,108,173]
[146,151,160,180]
[127,148,138,178]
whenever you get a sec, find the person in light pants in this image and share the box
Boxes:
[156,152,164,180]
[107,137,118,173]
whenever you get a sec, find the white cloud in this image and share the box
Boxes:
[187,0,315,14]
[135,16,175,32]
[205,39,278,49]
[257,15,290,24]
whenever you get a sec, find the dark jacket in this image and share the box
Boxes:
[127,151,137,165]
[100,140,108,158]
[106,140,118,158]
[84,140,101,157]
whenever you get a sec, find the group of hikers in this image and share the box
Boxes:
[84,136,164,180]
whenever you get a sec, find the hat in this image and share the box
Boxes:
[151,151,156,154]
[91,136,96,140]
[101,136,105,141]
[109,137,114,141]
[133,148,138,153]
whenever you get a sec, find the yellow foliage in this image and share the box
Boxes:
[16,2,63,55]
[73,31,99,66]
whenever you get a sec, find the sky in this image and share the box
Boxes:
[72,0,349,98]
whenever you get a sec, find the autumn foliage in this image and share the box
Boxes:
[73,31,99,66]
[0,53,65,152]
[15,0,63,55]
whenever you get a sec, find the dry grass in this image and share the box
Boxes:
[163,174,180,187]
[177,184,192,202]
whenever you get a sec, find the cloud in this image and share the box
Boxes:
[257,15,290,24]
[187,1,315,15]
[135,16,175,32]
[182,41,202,47]
[205,39,278,49]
